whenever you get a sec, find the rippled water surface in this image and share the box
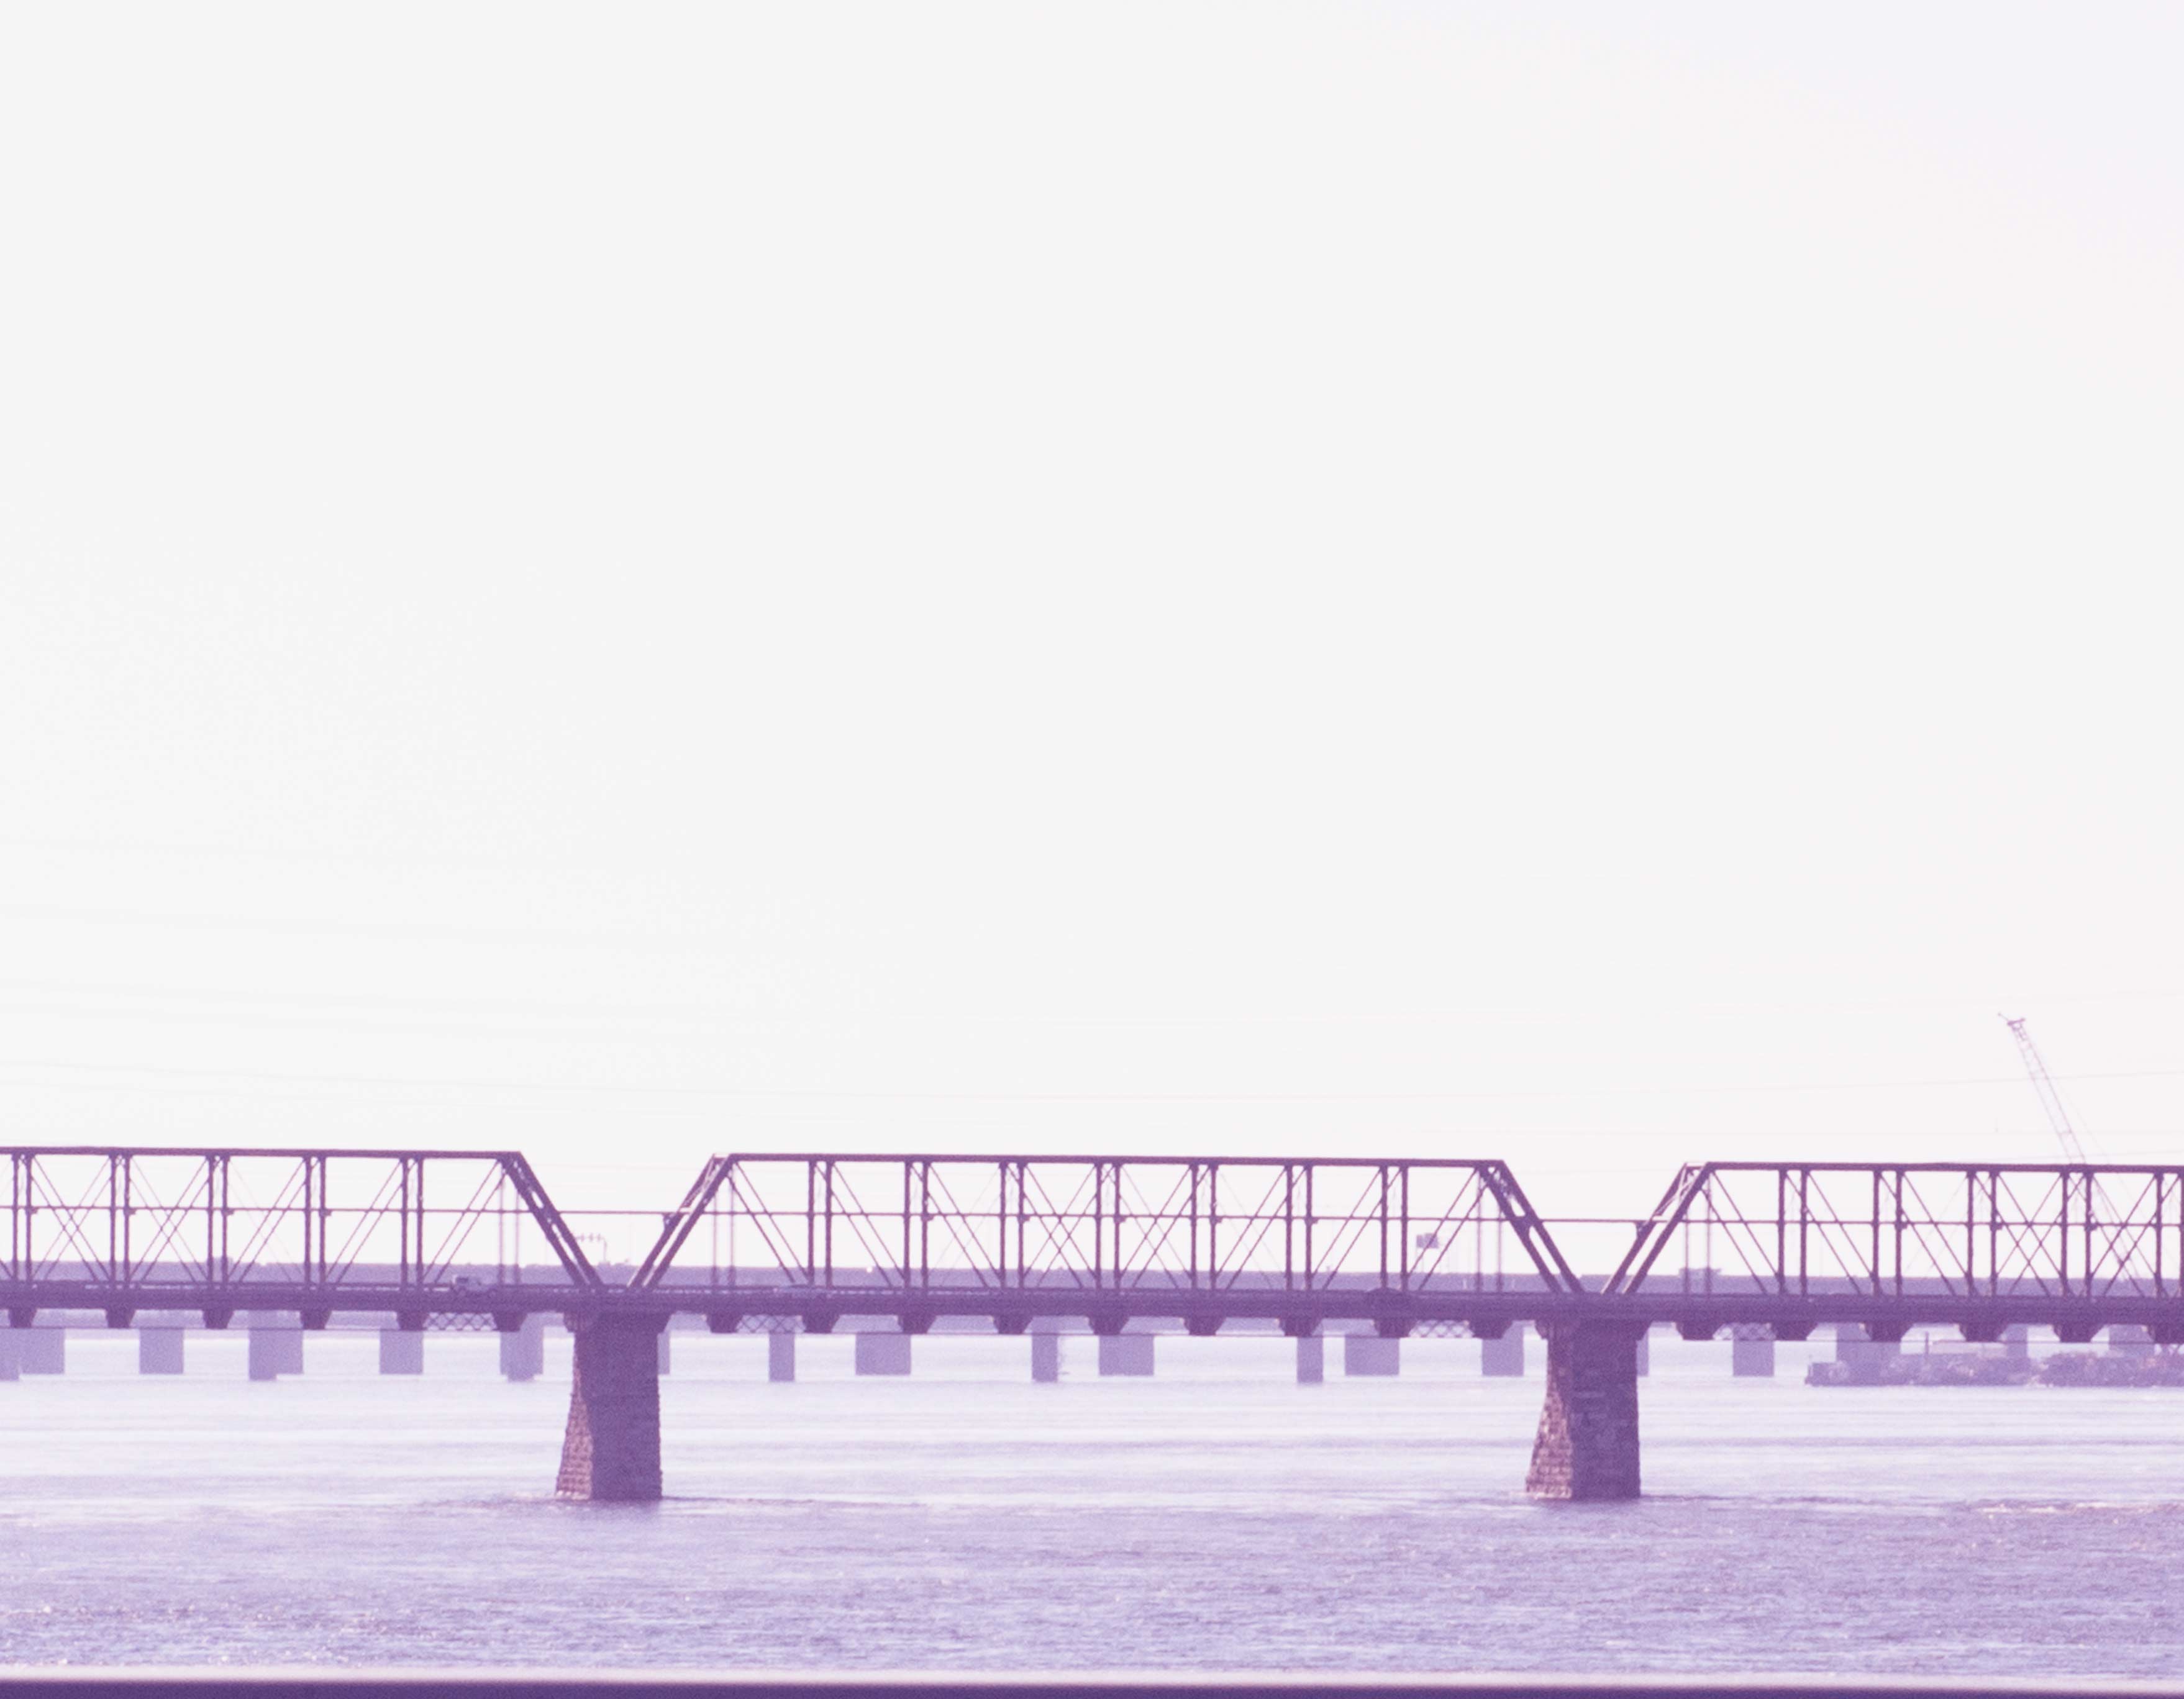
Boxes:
[4,1328,2182,1674]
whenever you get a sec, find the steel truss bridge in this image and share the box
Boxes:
[10,1147,2184,1503]
[634,1154,1581,1336]
[1,1148,600,1331]
[1608,1161,2184,1342]
[7,1148,2184,1342]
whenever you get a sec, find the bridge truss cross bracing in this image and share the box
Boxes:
[1,1147,601,1327]
[631,1154,1580,1334]
[1607,1162,2184,1342]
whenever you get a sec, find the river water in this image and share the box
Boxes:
[2,1327,2181,1675]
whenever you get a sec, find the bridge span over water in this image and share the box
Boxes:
[7,1148,2184,1503]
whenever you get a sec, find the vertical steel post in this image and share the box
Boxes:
[1093,1161,1104,1291]
[1303,1164,1315,1290]
[1970,1167,1985,1295]
[1111,1160,1124,1287]
[1283,1164,1294,1292]
[215,1154,230,1284]
[1775,1168,1786,1296]
[2082,1169,2094,1302]
[1208,1162,1220,1290]
[1798,1168,1809,1297]
[2059,1168,2070,1297]
[1377,1164,1389,1289]
[1188,1161,1200,1290]
[2155,1171,2166,1298]
[1869,1169,1881,1298]
[1892,1167,1904,1299]
[1399,1164,1411,1294]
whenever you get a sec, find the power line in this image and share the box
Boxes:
[3,1057,2183,1103]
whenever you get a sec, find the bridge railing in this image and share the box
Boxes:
[629,1154,1581,1298]
[0,1148,601,1300]
[1603,1161,2184,1303]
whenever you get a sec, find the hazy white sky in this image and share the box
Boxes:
[2,3,2180,1258]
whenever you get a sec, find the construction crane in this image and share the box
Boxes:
[2001,1014,2090,1165]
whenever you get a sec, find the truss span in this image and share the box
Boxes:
[1,1146,601,1326]
[629,1153,1579,1332]
[1606,1161,2184,1341]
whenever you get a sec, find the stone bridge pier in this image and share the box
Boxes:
[557,1315,664,1502]
[1525,1318,1645,1502]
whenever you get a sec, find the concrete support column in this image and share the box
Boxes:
[854,1332,912,1375]
[139,1328,186,1374]
[1295,1334,1324,1385]
[499,1315,546,1382]
[768,1331,796,1383]
[1526,1319,1644,1502]
[657,1327,673,1375]
[1030,1333,1060,1383]
[1730,1323,1777,1377]
[247,1327,302,1381]
[1634,1326,1650,1378]
[1481,1326,1525,1377]
[500,1310,546,1380]
[379,1328,425,1375]
[556,1316,663,1503]
[0,1330,17,1382]
[1097,1334,1154,1376]
[1344,1334,1399,1377]
[19,1328,64,1374]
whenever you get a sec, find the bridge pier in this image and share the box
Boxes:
[1526,1319,1644,1502]
[247,1326,303,1381]
[379,1328,425,1375]
[0,1330,16,1381]
[768,1331,797,1382]
[1098,1334,1154,1376]
[1343,1334,1399,1377]
[855,1332,912,1375]
[1730,1323,1776,1377]
[139,1326,185,1374]
[1481,1325,1526,1377]
[499,1315,547,1381]
[1295,1334,1325,1384]
[19,1327,64,1374]
[557,1315,663,1503]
